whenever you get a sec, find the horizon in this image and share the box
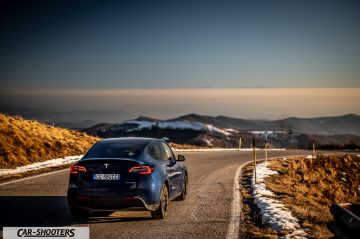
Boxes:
[1,88,359,124]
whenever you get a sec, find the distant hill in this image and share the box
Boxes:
[83,113,360,149]
[286,114,360,135]
[0,114,99,168]
[169,113,360,136]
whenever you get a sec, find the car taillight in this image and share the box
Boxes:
[128,166,154,175]
[70,165,87,174]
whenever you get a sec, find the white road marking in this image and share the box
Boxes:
[226,163,247,239]
[226,155,308,239]
[0,168,69,186]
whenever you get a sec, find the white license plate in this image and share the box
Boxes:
[93,174,120,180]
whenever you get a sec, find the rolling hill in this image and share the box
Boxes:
[83,114,360,149]
[0,113,99,168]
[169,113,360,135]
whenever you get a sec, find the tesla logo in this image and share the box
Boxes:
[104,163,109,168]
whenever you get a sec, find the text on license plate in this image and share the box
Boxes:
[93,174,120,180]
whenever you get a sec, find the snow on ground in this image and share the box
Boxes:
[0,155,83,176]
[252,161,307,238]
[203,139,213,147]
[172,148,286,152]
[125,120,233,136]
[0,149,287,176]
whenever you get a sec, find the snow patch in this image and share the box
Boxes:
[125,120,232,136]
[172,148,286,152]
[0,155,83,176]
[203,139,213,146]
[252,162,307,238]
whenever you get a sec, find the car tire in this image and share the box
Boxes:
[151,184,169,219]
[175,174,187,201]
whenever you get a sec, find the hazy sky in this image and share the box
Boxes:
[1,88,359,123]
[1,0,360,89]
[0,1,359,122]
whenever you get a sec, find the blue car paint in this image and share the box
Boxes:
[67,137,187,213]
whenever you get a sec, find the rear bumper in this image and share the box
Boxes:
[67,187,160,211]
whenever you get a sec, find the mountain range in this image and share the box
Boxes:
[83,114,360,149]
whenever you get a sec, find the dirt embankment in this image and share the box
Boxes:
[241,154,360,238]
[0,113,99,169]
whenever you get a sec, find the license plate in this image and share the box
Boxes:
[93,174,120,180]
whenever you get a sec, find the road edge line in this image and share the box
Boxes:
[0,168,69,186]
[226,162,250,239]
[226,155,309,239]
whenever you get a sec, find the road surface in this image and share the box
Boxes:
[0,150,310,239]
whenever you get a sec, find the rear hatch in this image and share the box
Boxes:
[76,158,141,187]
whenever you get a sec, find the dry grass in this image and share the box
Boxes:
[266,155,360,238]
[0,113,100,169]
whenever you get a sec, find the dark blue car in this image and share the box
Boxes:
[67,137,188,219]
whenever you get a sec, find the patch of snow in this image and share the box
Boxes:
[251,131,287,135]
[306,155,316,159]
[252,162,307,238]
[204,124,232,136]
[172,148,286,152]
[0,155,83,176]
[125,120,232,136]
[224,128,239,133]
[203,139,213,146]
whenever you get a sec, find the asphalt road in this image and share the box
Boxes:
[0,150,311,239]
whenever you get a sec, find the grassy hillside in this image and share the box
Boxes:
[267,155,360,238]
[240,154,360,238]
[0,114,99,169]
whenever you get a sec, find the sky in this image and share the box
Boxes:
[0,0,359,123]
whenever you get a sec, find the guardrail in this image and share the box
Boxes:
[328,203,360,239]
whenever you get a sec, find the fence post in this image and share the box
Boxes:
[312,140,316,158]
[265,140,268,161]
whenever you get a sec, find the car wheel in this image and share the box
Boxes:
[151,184,169,219]
[176,174,187,201]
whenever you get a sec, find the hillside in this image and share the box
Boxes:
[240,154,360,238]
[83,114,360,149]
[0,114,99,168]
[171,113,360,136]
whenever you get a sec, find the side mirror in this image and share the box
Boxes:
[177,155,185,161]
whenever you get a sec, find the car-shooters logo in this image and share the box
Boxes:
[3,227,89,239]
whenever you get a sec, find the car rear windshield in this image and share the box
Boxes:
[83,142,144,159]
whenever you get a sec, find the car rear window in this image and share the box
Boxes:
[83,142,144,159]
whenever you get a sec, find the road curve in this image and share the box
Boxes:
[0,150,310,239]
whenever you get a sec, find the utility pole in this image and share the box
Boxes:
[239,136,242,150]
